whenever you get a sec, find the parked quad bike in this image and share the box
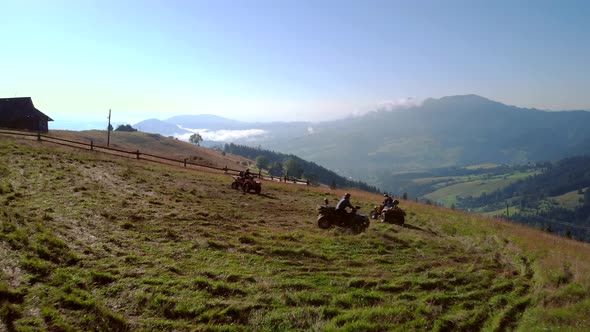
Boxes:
[370,205,406,225]
[316,204,370,234]
[231,175,262,194]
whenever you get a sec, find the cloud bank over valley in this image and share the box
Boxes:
[175,126,267,142]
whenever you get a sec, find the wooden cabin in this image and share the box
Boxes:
[0,97,53,132]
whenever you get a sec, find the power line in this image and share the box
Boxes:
[523,213,590,231]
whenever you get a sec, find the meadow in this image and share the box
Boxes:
[1,136,589,331]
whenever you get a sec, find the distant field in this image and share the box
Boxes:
[473,188,587,217]
[551,188,587,209]
[465,163,499,170]
[412,175,459,185]
[423,170,540,206]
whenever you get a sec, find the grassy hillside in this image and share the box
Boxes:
[1,136,590,331]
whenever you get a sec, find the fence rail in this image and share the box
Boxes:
[0,129,311,185]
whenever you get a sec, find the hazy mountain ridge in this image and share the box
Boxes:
[163,114,248,130]
[251,95,590,185]
[128,95,590,190]
[134,118,192,136]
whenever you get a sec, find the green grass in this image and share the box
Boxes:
[1,136,589,331]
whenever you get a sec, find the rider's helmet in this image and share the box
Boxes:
[393,199,399,206]
[344,193,351,199]
[384,193,388,197]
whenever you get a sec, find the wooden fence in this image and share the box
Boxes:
[0,129,311,185]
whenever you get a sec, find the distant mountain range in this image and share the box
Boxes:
[131,95,590,187]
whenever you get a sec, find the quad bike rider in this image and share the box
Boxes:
[316,193,370,234]
[230,168,262,194]
[370,194,392,219]
[370,194,406,225]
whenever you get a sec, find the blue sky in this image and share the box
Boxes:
[1,0,589,124]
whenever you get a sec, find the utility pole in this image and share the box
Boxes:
[107,109,112,147]
[506,201,509,218]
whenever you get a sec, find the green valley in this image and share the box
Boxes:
[376,158,590,241]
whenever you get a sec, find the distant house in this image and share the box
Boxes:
[0,97,53,132]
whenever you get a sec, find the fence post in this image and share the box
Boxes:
[184,158,187,167]
[136,150,140,160]
[37,131,41,141]
[90,140,93,151]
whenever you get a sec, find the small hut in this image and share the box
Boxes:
[0,97,53,132]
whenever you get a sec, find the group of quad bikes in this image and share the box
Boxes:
[229,170,404,235]
[316,197,406,234]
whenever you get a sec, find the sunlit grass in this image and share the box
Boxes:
[0,136,589,331]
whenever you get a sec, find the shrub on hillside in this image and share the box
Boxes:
[115,124,138,132]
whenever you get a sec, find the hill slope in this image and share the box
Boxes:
[1,136,589,331]
[48,129,252,170]
[223,142,381,192]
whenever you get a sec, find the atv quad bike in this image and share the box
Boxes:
[231,175,262,194]
[370,205,406,226]
[316,204,370,234]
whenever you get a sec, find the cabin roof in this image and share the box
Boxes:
[0,97,53,122]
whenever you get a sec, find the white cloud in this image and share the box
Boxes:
[343,97,423,119]
[174,126,267,142]
[372,97,423,113]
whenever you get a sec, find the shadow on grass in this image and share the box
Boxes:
[256,193,277,199]
[403,223,439,236]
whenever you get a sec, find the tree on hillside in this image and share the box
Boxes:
[283,158,303,178]
[305,173,318,184]
[115,124,138,132]
[545,224,553,233]
[585,189,590,205]
[268,161,283,176]
[189,133,203,146]
[256,156,269,170]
